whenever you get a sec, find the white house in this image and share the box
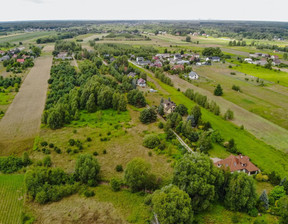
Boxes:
[137,78,146,87]
[188,71,199,80]
[206,57,221,62]
[244,58,253,63]
[136,57,144,63]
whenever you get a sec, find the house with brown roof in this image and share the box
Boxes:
[162,99,176,114]
[214,154,260,175]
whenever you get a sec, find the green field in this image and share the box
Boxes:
[94,185,151,224]
[0,174,25,224]
[230,61,288,86]
[0,31,56,44]
[131,63,288,178]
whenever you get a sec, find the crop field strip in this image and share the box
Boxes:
[0,55,53,154]
[0,175,25,224]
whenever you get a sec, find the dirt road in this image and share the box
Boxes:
[0,55,53,155]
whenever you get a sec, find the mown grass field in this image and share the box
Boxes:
[0,174,25,224]
[131,63,288,178]
[191,63,288,130]
[229,60,288,87]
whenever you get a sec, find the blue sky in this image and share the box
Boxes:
[1,0,288,22]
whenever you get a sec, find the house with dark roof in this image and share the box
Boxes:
[162,99,176,114]
[214,154,260,175]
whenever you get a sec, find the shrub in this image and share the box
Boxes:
[84,190,95,197]
[110,178,122,192]
[224,109,234,120]
[48,143,54,148]
[115,165,123,172]
[103,149,107,154]
[0,156,23,174]
[232,85,241,92]
[43,156,52,167]
[143,134,161,149]
[86,137,92,142]
[93,151,98,156]
[248,208,258,217]
[40,141,48,147]
[158,122,164,129]
[66,148,72,154]
[68,139,75,146]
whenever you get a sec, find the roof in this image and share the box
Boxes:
[189,71,198,77]
[172,65,184,70]
[214,154,259,172]
[17,59,25,63]
[137,78,146,84]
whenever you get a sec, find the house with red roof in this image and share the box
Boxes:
[214,154,260,175]
[172,64,184,71]
[17,59,25,63]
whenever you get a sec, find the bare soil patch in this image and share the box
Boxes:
[0,56,53,155]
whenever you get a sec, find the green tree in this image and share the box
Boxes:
[22,152,31,166]
[97,86,113,109]
[186,36,191,42]
[110,178,122,192]
[143,134,161,149]
[175,104,188,116]
[86,93,97,113]
[259,190,269,210]
[224,109,234,120]
[158,104,164,116]
[47,109,63,129]
[75,154,100,186]
[118,94,127,111]
[278,196,288,224]
[269,185,286,201]
[283,53,288,60]
[124,158,151,192]
[224,172,257,211]
[112,92,120,110]
[152,184,193,224]
[191,105,202,125]
[198,132,212,153]
[214,84,223,96]
[139,108,157,124]
[173,153,224,211]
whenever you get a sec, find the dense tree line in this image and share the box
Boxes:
[155,72,173,86]
[52,40,82,56]
[25,154,100,204]
[92,43,157,59]
[202,47,223,57]
[0,152,31,174]
[36,32,78,44]
[184,88,221,116]
[228,40,247,46]
[0,76,21,89]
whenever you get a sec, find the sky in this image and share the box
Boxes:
[1,0,288,22]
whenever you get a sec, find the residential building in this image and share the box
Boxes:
[206,57,221,62]
[214,154,260,175]
[162,99,176,114]
[137,78,146,87]
[187,71,199,80]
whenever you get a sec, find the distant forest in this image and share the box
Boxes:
[0,20,288,40]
